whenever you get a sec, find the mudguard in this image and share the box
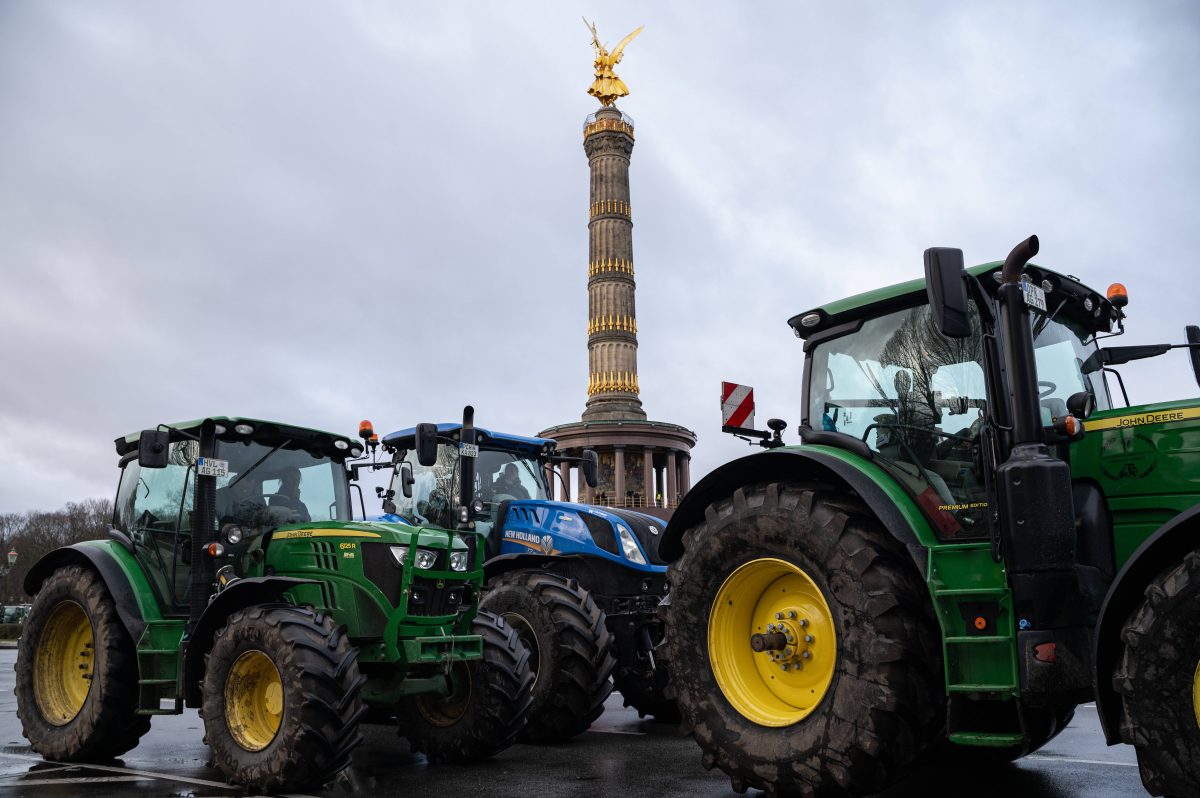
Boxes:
[24,538,166,643]
[659,445,938,573]
[181,576,317,706]
[1092,504,1200,744]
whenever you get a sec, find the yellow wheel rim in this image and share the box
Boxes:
[224,650,284,751]
[708,557,837,727]
[415,662,473,728]
[33,601,94,726]
[1193,659,1200,730]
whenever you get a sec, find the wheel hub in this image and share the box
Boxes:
[755,611,817,670]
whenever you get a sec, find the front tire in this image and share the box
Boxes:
[664,483,943,797]
[16,565,150,762]
[201,605,365,792]
[1113,549,1200,797]
[480,570,615,742]
[398,610,534,762]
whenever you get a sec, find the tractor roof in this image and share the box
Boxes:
[788,261,1121,340]
[114,417,359,460]
[382,424,554,456]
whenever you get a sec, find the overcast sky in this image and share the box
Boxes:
[1,2,1198,513]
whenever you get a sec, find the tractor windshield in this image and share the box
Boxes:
[1029,309,1112,418]
[213,440,351,527]
[806,302,991,538]
[388,444,547,533]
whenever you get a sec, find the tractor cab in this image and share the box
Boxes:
[789,260,1120,539]
[112,418,362,612]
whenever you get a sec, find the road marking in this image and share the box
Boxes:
[0,752,319,796]
[587,728,647,736]
[5,775,150,785]
[1026,755,1138,768]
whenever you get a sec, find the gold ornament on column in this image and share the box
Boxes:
[584,18,644,107]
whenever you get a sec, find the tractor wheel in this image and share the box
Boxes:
[480,570,616,742]
[201,604,366,792]
[398,609,533,762]
[1112,548,1200,797]
[16,565,150,761]
[663,482,943,797]
[612,627,681,723]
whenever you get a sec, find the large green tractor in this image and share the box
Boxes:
[15,410,532,791]
[661,236,1200,796]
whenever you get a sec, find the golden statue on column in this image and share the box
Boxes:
[584,18,644,106]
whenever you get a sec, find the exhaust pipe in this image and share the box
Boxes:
[1002,235,1039,284]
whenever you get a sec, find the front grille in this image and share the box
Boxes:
[407,577,472,617]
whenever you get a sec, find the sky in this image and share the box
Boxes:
[1,2,1198,513]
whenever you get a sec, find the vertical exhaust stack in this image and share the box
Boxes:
[458,406,477,531]
[993,235,1090,697]
[189,419,218,631]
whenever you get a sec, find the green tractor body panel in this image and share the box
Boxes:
[1070,399,1200,566]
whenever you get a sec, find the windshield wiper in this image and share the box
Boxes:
[1032,297,1068,341]
[227,440,292,489]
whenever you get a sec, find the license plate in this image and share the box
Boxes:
[1022,280,1047,312]
[197,457,229,477]
[459,443,478,458]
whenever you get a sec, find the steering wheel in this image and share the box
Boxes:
[1038,380,1057,398]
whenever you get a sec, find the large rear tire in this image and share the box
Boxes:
[201,605,366,792]
[398,609,533,761]
[664,483,943,797]
[480,570,615,742]
[1112,549,1200,797]
[16,565,151,762]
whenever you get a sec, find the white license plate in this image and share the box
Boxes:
[197,457,229,477]
[459,443,478,458]
[1022,280,1047,311]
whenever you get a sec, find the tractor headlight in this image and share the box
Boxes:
[389,545,409,565]
[450,550,469,572]
[414,548,437,570]
[616,525,647,565]
[224,526,244,545]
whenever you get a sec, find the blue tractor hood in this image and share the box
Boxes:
[493,499,668,570]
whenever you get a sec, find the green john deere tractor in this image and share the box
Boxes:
[662,235,1200,796]
[15,409,532,791]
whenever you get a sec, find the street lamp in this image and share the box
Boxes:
[2,550,14,606]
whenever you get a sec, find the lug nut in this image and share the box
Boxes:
[774,611,784,620]
[785,633,794,643]
[787,610,797,619]
[805,634,814,643]
[780,664,789,671]
[799,618,809,628]
[801,651,812,660]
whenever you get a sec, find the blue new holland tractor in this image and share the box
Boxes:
[369,422,676,742]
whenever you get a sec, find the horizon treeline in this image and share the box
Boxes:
[0,498,111,604]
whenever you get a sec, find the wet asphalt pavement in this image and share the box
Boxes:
[0,647,1143,797]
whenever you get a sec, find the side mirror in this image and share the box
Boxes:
[415,423,438,468]
[138,430,170,469]
[924,247,972,339]
[1066,391,1095,420]
[399,462,415,499]
[581,449,599,489]
[1188,325,1200,389]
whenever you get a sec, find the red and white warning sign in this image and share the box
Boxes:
[721,382,755,430]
